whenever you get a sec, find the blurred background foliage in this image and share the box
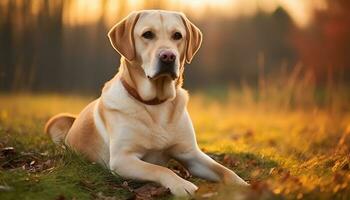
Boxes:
[0,0,349,107]
[1,2,350,198]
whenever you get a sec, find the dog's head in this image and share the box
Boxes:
[108,10,202,83]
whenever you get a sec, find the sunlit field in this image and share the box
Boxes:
[1,84,349,199]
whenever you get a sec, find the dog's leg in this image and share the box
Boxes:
[174,149,248,186]
[109,154,198,196]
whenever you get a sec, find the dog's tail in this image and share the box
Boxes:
[45,113,76,144]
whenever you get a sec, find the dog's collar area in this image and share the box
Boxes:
[120,77,167,106]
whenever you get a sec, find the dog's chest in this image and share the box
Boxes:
[140,121,178,150]
[107,106,183,152]
[104,88,189,152]
[136,124,177,164]
[132,104,181,146]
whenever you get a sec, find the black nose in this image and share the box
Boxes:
[159,50,176,64]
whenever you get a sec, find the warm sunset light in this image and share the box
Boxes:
[60,0,327,27]
[62,0,104,26]
[0,0,327,27]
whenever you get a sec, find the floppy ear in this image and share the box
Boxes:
[180,13,203,64]
[108,11,140,61]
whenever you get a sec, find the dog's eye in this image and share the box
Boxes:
[142,31,154,39]
[172,32,182,40]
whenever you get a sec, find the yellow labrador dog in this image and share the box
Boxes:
[45,10,247,197]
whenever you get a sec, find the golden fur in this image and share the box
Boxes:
[45,10,247,197]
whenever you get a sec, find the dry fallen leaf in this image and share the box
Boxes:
[132,183,170,200]
[223,154,239,167]
[171,164,191,179]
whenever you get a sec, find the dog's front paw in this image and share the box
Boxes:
[223,171,250,186]
[165,178,198,197]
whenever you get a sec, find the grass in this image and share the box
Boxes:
[0,92,349,200]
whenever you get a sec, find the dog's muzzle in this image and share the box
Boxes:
[148,50,178,80]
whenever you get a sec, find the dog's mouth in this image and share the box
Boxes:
[147,64,179,81]
[147,72,178,81]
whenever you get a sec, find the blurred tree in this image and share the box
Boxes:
[186,7,296,88]
[291,0,350,84]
